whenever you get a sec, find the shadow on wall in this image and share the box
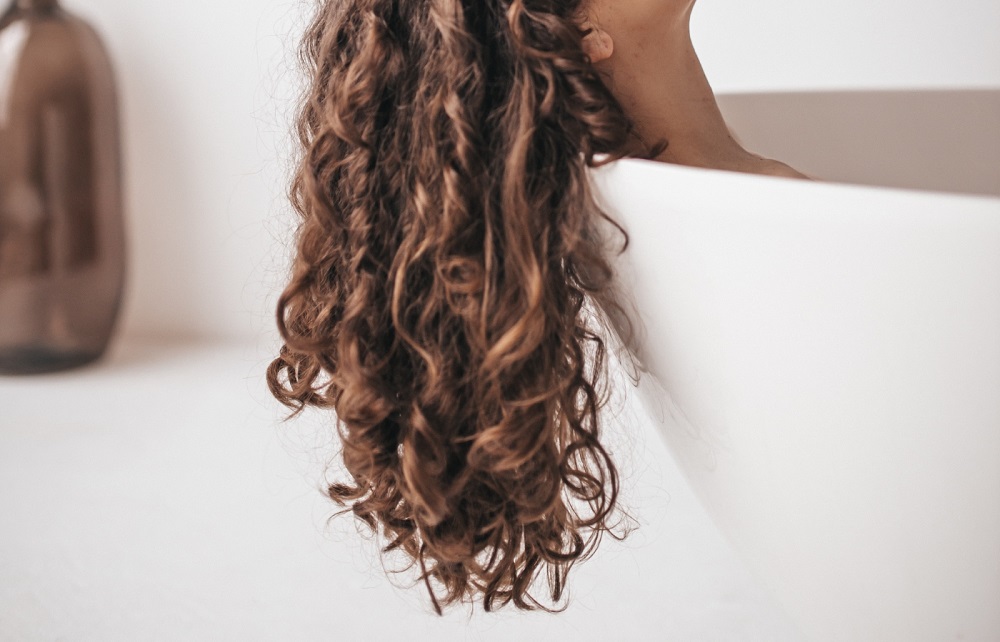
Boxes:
[719,89,1000,198]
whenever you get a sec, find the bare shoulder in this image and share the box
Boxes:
[759,158,813,181]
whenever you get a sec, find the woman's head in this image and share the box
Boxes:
[267,0,650,613]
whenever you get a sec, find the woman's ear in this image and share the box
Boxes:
[580,21,614,63]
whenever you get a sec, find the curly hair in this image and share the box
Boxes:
[266,0,656,614]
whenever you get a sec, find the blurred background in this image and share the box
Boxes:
[1,0,998,640]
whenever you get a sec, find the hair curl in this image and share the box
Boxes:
[266,0,654,614]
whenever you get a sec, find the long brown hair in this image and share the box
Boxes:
[266,0,652,614]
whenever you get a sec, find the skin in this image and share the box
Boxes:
[578,0,810,179]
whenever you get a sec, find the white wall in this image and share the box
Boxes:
[77,0,307,342]
[693,0,1000,92]
[72,0,1000,341]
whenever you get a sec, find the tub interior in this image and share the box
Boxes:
[717,89,1000,197]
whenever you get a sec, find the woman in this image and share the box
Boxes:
[266,0,804,615]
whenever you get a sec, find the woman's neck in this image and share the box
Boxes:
[594,10,806,177]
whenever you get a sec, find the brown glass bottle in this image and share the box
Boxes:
[0,0,126,374]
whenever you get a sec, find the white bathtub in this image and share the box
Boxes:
[591,89,1000,642]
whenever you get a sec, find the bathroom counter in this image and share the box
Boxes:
[0,336,801,641]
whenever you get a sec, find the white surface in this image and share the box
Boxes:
[691,1,1000,93]
[0,338,803,641]
[590,157,1000,641]
[62,0,1000,341]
